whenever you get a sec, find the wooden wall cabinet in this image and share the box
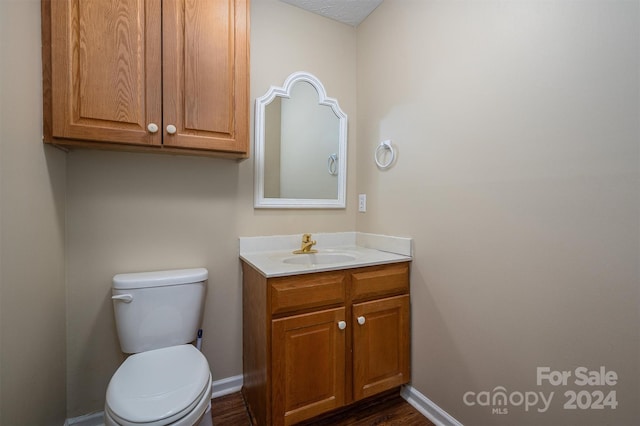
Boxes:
[242,262,411,426]
[41,0,249,158]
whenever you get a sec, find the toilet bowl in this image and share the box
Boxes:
[105,345,213,426]
[105,269,212,426]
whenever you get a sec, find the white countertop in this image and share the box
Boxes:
[239,232,412,278]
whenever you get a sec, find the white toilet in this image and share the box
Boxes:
[105,268,213,426]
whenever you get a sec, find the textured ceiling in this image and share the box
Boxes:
[279,0,384,27]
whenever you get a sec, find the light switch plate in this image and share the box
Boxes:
[358,194,367,212]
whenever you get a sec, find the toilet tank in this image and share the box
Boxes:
[112,268,208,354]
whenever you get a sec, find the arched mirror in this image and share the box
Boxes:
[254,72,347,208]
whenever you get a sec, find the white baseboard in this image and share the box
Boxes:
[211,374,243,399]
[63,374,244,426]
[63,411,104,426]
[401,385,464,426]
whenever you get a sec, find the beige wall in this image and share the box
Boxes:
[0,1,67,425]
[357,1,639,425]
[65,0,357,416]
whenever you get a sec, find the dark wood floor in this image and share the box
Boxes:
[210,390,435,425]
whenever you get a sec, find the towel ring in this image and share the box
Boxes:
[327,154,338,176]
[375,140,395,169]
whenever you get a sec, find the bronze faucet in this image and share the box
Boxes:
[292,233,317,254]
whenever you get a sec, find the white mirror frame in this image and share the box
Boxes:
[254,72,347,208]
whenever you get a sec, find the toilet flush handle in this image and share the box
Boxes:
[112,294,133,303]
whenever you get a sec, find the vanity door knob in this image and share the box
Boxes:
[166,124,177,134]
[337,321,347,330]
[357,316,366,325]
[147,123,159,133]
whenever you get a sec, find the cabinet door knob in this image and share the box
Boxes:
[166,124,177,134]
[357,316,366,325]
[147,123,159,133]
[337,321,347,330]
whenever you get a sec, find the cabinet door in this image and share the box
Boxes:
[162,0,249,154]
[353,295,410,401]
[272,307,346,426]
[50,0,162,146]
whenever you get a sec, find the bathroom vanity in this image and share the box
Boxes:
[240,233,411,426]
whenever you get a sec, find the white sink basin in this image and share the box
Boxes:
[282,253,357,266]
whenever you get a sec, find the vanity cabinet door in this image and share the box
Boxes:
[272,307,346,426]
[352,295,410,401]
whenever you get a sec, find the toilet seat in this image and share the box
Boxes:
[105,345,211,426]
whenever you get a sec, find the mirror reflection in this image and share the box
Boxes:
[255,72,347,208]
[264,81,339,199]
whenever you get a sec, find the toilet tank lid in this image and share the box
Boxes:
[113,268,208,290]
